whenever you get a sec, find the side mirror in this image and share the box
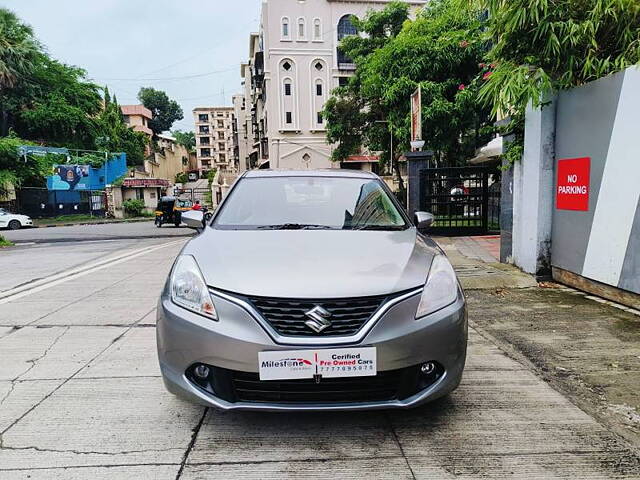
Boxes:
[414,211,434,230]
[182,210,204,231]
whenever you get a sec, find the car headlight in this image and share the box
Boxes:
[170,255,217,320]
[415,254,458,319]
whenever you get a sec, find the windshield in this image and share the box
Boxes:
[214,176,408,230]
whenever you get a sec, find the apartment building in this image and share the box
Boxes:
[242,0,426,170]
[193,106,237,174]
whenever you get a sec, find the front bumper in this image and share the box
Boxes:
[157,288,467,411]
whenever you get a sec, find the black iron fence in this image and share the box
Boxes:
[9,187,106,218]
[419,166,501,236]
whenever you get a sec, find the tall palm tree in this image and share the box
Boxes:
[0,8,41,90]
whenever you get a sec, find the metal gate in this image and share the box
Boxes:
[14,188,106,218]
[174,187,211,206]
[419,166,500,236]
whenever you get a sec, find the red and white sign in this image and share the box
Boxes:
[556,157,590,211]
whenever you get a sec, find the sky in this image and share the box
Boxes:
[2,0,262,131]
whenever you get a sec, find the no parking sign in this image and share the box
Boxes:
[556,157,590,211]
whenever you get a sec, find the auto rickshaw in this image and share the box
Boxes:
[154,196,193,227]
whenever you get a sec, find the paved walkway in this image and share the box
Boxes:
[434,235,536,290]
[0,235,638,478]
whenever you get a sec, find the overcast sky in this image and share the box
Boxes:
[3,0,262,131]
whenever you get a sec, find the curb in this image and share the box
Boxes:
[33,218,153,228]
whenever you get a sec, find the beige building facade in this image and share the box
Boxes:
[193,106,237,174]
[243,0,425,170]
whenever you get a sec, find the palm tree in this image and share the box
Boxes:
[0,9,41,90]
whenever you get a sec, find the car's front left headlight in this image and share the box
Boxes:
[415,254,459,319]
[170,255,218,320]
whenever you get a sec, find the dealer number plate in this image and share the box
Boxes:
[258,347,376,381]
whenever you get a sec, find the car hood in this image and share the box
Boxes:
[183,228,440,298]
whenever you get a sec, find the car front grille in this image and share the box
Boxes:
[245,294,389,337]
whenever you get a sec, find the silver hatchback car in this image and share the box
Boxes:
[157,170,467,411]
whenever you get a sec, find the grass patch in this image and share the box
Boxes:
[0,235,14,248]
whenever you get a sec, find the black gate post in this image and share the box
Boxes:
[405,150,434,219]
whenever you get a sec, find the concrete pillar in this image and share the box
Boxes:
[512,98,556,277]
[405,150,434,219]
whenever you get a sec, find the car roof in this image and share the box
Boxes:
[242,169,379,179]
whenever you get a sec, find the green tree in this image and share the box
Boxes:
[11,57,102,148]
[172,129,195,152]
[95,89,147,166]
[325,0,493,185]
[0,134,63,195]
[0,9,42,135]
[471,0,640,119]
[137,87,183,136]
[0,9,40,89]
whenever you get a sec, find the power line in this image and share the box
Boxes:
[96,65,237,82]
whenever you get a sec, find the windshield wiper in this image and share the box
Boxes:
[350,224,407,231]
[257,223,334,230]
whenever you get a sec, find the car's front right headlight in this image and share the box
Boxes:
[415,254,459,319]
[170,255,218,320]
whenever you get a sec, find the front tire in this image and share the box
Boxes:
[8,220,21,230]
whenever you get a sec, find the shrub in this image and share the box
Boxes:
[122,198,146,217]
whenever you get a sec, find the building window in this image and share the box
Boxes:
[314,61,323,71]
[198,114,208,122]
[219,154,226,162]
[286,112,292,124]
[316,83,322,96]
[297,17,306,40]
[337,15,357,65]
[284,82,292,96]
[317,112,323,124]
[217,120,224,128]
[219,142,225,150]
[136,189,144,201]
[218,132,224,140]
[200,137,210,145]
[313,18,321,40]
[200,148,210,157]
[123,115,130,124]
[282,61,291,71]
[282,17,290,39]
[338,76,349,87]
[199,126,209,134]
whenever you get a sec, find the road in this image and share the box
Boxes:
[0,229,638,479]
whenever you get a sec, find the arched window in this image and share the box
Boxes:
[281,17,290,39]
[337,15,357,66]
[297,17,306,40]
[279,59,297,130]
[313,18,322,40]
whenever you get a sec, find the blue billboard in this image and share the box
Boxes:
[47,154,127,191]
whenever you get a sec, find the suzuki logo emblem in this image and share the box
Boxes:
[304,305,332,333]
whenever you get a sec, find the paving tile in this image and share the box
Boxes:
[34,300,155,326]
[0,379,61,432]
[182,457,414,480]
[0,301,72,326]
[0,377,203,469]
[187,409,401,464]
[1,465,179,480]
[0,326,126,381]
[77,326,160,378]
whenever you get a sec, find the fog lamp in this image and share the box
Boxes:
[194,364,210,379]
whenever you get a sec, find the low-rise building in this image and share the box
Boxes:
[121,105,153,138]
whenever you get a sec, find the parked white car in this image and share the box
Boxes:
[0,208,33,230]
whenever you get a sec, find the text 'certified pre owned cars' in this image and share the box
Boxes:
[157,170,467,411]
